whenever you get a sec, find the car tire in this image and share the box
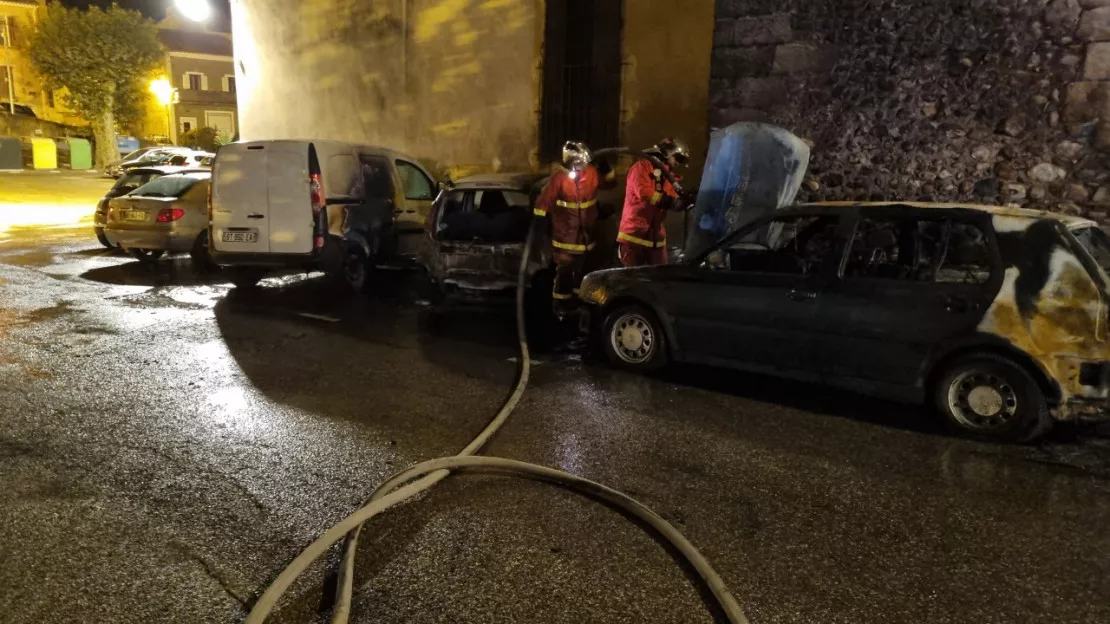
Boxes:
[935,353,1052,443]
[344,245,372,294]
[190,231,219,272]
[602,304,668,371]
[130,248,165,263]
[229,267,265,289]
[95,228,117,249]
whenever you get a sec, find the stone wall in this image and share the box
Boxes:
[711,0,1110,218]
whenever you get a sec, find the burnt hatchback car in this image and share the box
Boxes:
[419,173,551,306]
[579,202,1110,442]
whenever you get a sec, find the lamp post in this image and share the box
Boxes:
[149,78,176,143]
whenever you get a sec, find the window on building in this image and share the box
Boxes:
[46,90,55,109]
[184,72,204,91]
[0,65,13,109]
[224,76,236,93]
[396,160,435,200]
[0,15,13,48]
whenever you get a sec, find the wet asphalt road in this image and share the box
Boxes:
[2,225,1110,624]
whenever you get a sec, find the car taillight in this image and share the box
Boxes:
[310,172,325,216]
[157,207,186,223]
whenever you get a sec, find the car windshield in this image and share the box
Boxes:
[129,175,202,198]
[1072,226,1110,277]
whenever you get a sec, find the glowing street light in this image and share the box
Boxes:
[174,0,211,23]
[149,77,174,106]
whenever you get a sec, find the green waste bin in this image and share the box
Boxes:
[63,138,92,170]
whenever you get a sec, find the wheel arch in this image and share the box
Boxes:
[925,341,1061,407]
[600,294,681,358]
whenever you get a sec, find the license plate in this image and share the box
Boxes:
[222,231,257,243]
[122,210,147,222]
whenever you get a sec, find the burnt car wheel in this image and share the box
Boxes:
[936,354,1051,442]
[344,246,372,294]
[603,304,668,371]
[129,248,165,263]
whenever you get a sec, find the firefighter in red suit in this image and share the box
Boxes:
[617,138,691,266]
[534,141,617,315]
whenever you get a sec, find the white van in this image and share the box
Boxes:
[209,140,438,289]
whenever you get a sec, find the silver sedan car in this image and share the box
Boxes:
[104,172,214,268]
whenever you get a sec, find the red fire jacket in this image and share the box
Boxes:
[618,159,680,249]
[534,164,616,254]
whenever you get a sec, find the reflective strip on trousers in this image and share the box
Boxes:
[617,232,667,248]
[553,240,595,252]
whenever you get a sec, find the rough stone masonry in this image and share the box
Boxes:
[710,0,1110,218]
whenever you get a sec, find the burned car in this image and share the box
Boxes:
[579,201,1110,442]
[419,173,552,306]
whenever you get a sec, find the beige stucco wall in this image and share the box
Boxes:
[231,0,541,176]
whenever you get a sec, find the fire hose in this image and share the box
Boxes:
[244,154,745,624]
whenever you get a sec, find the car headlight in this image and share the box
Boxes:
[578,277,607,305]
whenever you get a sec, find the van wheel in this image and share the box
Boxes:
[229,267,265,289]
[344,246,372,294]
[935,354,1052,443]
[130,249,164,263]
[602,304,668,371]
[190,231,219,272]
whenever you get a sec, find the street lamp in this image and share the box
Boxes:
[150,78,176,143]
[174,0,211,23]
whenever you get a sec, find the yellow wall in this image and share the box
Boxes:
[232,0,541,176]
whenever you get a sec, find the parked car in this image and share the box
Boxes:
[165,151,214,167]
[94,165,208,248]
[419,173,551,305]
[209,140,438,289]
[103,171,214,267]
[104,146,176,178]
[108,147,194,178]
[579,201,1110,442]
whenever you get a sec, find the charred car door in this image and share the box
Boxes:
[663,212,848,377]
[814,208,1000,399]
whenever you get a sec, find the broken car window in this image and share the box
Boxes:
[843,218,991,284]
[723,215,840,275]
[438,189,532,243]
[1072,226,1110,278]
[396,160,435,201]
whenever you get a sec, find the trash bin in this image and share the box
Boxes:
[55,137,92,170]
[686,123,810,259]
[21,137,58,170]
[116,135,139,159]
[0,136,21,170]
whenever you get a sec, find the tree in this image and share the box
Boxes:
[24,3,163,168]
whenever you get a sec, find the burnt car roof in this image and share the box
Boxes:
[452,173,547,191]
[797,201,1098,229]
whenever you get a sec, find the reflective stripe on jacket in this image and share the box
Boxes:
[618,159,679,248]
[535,165,610,255]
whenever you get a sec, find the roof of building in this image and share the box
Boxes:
[158,29,233,57]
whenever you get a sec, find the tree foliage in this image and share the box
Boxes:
[24,3,163,167]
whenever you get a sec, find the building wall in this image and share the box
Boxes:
[0,0,85,128]
[710,0,1110,218]
[231,0,541,176]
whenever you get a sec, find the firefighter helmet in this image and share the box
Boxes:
[561,141,592,171]
[655,138,691,166]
